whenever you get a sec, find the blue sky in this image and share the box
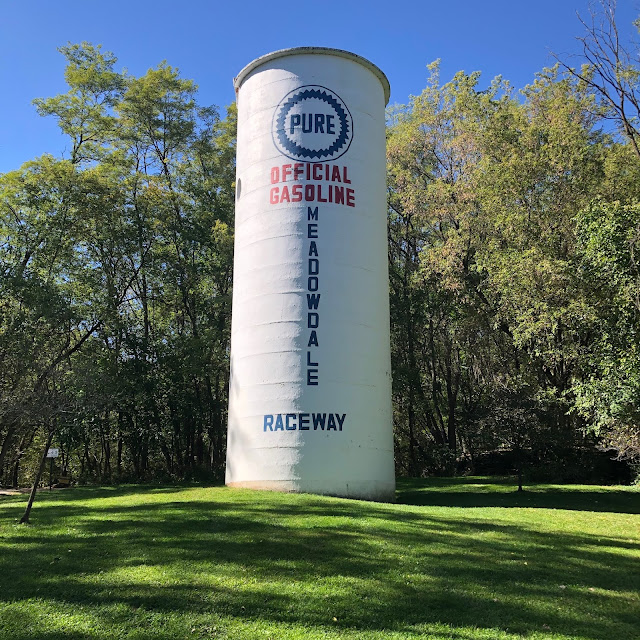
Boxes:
[1,0,638,173]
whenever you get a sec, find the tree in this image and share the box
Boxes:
[574,201,640,469]
[1,43,236,486]
[555,1,640,160]
[387,63,515,474]
[387,60,615,479]
[552,4,640,473]
[19,427,54,524]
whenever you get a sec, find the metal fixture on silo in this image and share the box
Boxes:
[226,47,395,501]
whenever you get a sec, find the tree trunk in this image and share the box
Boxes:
[19,430,54,524]
[11,458,20,488]
[405,286,419,475]
[116,412,123,478]
[515,439,524,492]
[445,345,460,456]
[0,424,17,484]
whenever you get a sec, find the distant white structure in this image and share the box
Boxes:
[226,47,395,501]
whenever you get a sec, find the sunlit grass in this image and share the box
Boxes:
[1,478,638,639]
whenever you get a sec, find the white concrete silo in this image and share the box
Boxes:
[226,47,395,501]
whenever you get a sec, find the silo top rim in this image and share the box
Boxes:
[234,47,390,105]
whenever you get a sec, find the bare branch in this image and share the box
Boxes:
[553,0,640,160]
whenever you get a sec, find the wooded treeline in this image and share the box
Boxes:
[2,7,639,486]
[0,44,236,484]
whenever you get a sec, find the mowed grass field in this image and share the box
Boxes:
[0,478,638,640]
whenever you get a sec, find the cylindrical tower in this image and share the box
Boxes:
[226,47,395,501]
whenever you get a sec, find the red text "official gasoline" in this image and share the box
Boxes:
[269,163,355,208]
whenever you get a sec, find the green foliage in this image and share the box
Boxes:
[33,43,125,164]
[386,51,637,479]
[0,43,236,486]
[387,62,511,473]
[573,201,640,464]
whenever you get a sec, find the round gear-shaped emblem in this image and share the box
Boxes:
[272,85,353,162]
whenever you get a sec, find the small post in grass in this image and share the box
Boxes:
[47,447,59,490]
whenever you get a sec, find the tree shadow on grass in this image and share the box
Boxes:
[396,477,640,514]
[0,485,639,639]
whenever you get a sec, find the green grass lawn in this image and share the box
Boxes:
[0,478,638,640]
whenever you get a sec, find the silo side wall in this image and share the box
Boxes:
[226,51,395,502]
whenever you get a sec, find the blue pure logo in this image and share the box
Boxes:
[273,85,353,162]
